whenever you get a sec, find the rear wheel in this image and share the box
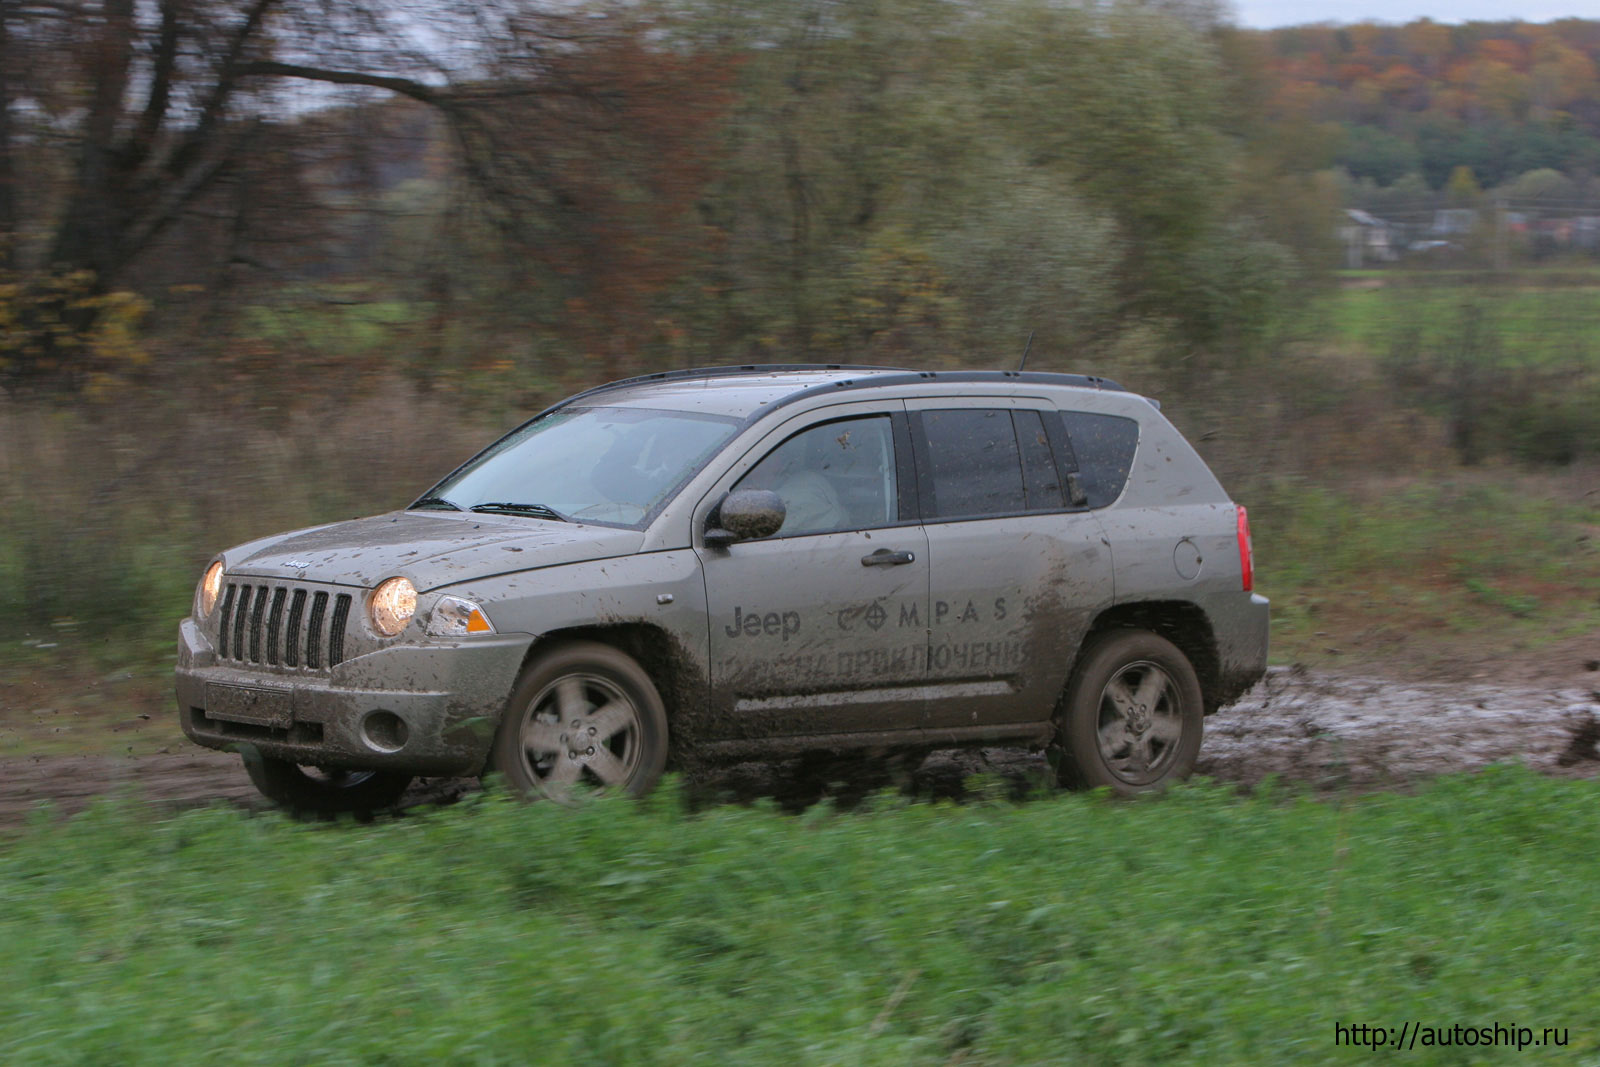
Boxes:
[490,642,669,801]
[1053,630,1203,795]
[243,755,412,819]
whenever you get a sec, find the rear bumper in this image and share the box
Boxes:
[1206,592,1270,712]
[175,617,532,775]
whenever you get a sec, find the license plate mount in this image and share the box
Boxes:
[206,683,293,728]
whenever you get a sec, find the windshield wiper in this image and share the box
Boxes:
[409,497,463,511]
[468,502,570,522]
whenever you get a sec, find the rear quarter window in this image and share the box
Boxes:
[1060,412,1139,509]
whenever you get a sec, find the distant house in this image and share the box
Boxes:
[1339,208,1397,267]
[1573,217,1600,252]
[1430,209,1478,237]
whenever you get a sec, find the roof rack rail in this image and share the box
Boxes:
[552,363,912,409]
[545,363,1131,422]
[751,369,1128,420]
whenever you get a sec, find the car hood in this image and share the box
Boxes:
[224,511,646,592]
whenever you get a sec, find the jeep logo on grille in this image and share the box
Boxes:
[284,559,311,569]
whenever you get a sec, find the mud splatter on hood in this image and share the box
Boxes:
[223,511,644,592]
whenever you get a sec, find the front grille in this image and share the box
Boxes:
[217,581,354,669]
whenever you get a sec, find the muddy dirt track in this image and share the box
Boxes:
[3,664,1598,826]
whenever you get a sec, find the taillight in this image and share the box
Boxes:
[1236,504,1254,592]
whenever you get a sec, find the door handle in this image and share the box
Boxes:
[861,548,916,566]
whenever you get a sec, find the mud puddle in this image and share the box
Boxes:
[3,666,1597,826]
[1195,664,1600,790]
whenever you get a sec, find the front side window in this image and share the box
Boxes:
[421,406,739,528]
[733,416,897,537]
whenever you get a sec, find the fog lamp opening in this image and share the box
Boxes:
[360,710,409,754]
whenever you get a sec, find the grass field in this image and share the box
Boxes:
[2,769,1597,1064]
[1317,271,1600,365]
[242,294,423,355]
[1247,474,1600,663]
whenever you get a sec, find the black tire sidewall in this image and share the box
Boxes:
[1054,629,1203,795]
[490,641,670,798]
[243,753,411,818]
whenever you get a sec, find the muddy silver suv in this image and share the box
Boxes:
[176,366,1268,813]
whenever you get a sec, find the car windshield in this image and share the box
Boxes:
[419,406,741,528]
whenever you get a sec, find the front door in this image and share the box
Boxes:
[697,406,930,739]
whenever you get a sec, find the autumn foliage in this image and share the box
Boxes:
[1251,19,1600,187]
[530,37,735,384]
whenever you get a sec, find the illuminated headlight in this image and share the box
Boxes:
[197,561,224,618]
[369,577,418,637]
[426,596,496,637]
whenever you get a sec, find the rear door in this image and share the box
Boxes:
[906,398,1114,730]
[696,402,931,739]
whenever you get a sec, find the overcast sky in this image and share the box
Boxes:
[1231,0,1597,29]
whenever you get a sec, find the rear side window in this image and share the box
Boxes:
[1014,410,1065,510]
[920,410,1024,518]
[1060,412,1139,509]
[916,408,1068,520]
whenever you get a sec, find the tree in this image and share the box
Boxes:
[0,0,733,391]
[1338,125,1423,185]
[1499,167,1576,201]
[1446,164,1483,204]
[1530,40,1597,112]
[981,1,1287,352]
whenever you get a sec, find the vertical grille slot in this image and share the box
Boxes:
[284,589,307,668]
[265,587,287,665]
[231,585,252,663]
[214,581,347,671]
[218,584,237,658]
[328,594,352,666]
[248,585,268,662]
[305,591,329,670]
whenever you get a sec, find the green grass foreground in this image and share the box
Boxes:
[3,771,1599,1065]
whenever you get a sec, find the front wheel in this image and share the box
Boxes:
[1052,630,1203,795]
[490,642,669,801]
[243,754,412,819]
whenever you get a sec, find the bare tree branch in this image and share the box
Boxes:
[234,60,444,106]
[234,59,592,106]
[166,0,277,181]
[122,118,262,259]
[127,0,182,169]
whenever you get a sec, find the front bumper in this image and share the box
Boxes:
[175,617,533,775]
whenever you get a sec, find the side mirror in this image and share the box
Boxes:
[705,489,786,547]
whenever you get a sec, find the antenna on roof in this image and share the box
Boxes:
[1017,330,1035,373]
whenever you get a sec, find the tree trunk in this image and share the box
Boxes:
[48,0,136,281]
[0,0,15,270]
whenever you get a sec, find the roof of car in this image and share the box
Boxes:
[553,364,1128,421]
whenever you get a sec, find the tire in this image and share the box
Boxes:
[489,641,669,801]
[1053,629,1203,795]
[243,754,412,819]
